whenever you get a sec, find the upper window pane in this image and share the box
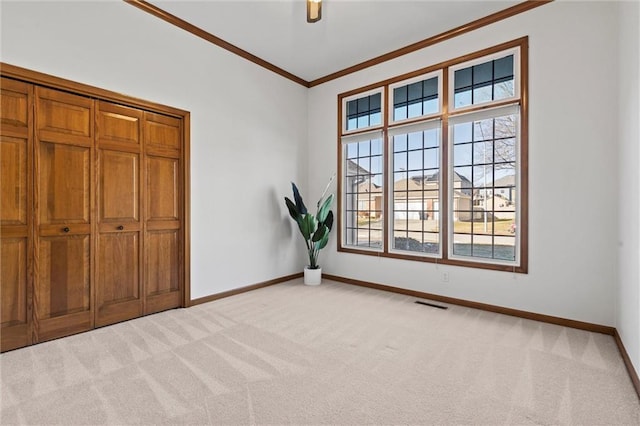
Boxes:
[454,54,514,109]
[393,76,439,122]
[346,92,382,131]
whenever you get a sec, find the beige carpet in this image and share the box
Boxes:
[1,279,638,425]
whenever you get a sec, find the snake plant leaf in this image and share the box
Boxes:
[316,230,330,250]
[316,193,334,223]
[291,183,308,215]
[311,224,328,242]
[300,213,317,240]
[284,197,300,221]
[322,210,334,231]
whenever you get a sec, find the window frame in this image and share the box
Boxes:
[448,47,521,114]
[447,104,521,267]
[337,37,528,273]
[388,70,443,126]
[341,129,385,253]
[341,87,385,135]
[387,118,443,258]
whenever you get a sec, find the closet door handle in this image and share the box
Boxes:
[117,225,124,230]
[62,227,70,233]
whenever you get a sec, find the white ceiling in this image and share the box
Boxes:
[148,0,521,82]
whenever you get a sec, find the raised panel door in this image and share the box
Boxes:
[1,238,30,351]
[1,136,28,226]
[34,87,93,343]
[1,239,28,327]
[100,150,139,223]
[144,112,182,314]
[96,232,141,326]
[145,112,180,155]
[97,102,141,147]
[39,142,91,225]
[1,78,29,130]
[35,235,92,341]
[37,87,92,143]
[95,101,143,327]
[146,229,179,295]
[147,156,178,221]
[1,78,32,352]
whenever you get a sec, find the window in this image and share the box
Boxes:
[343,130,384,249]
[390,121,441,255]
[453,53,516,109]
[391,74,440,122]
[450,106,519,263]
[344,91,382,132]
[338,38,528,273]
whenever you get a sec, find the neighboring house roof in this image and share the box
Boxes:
[357,181,383,194]
[394,178,427,192]
[492,174,516,187]
[424,171,472,186]
[392,177,471,200]
[346,159,372,177]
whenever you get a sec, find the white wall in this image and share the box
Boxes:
[308,1,620,326]
[0,0,308,299]
[617,0,640,373]
[1,0,635,339]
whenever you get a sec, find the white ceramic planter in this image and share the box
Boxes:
[303,267,322,285]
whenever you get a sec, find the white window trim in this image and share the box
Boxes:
[388,70,443,126]
[387,118,443,258]
[342,87,385,135]
[447,104,521,267]
[448,46,521,114]
[341,129,385,252]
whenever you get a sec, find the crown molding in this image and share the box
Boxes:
[124,0,553,88]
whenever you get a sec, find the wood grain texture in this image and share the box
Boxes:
[95,101,144,327]
[143,112,182,314]
[614,329,640,401]
[1,63,188,118]
[146,156,179,221]
[1,136,28,226]
[0,78,33,351]
[182,113,191,306]
[34,87,94,343]
[0,78,29,130]
[1,239,28,326]
[145,230,180,296]
[2,66,190,350]
[35,235,91,319]
[38,142,91,224]
[99,150,140,222]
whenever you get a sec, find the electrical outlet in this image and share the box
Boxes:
[442,272,449,282]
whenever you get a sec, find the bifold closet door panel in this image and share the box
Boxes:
[1,78,33,351]
[144,112,182,314]
[95,101,143,327]
[34,87,94,342]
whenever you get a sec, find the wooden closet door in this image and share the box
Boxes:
[1,78,33,351]
[34,87,94,342]
[95,102,143,327]
[144,112,182,314]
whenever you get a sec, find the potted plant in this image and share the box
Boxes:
[284,176,335,285]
